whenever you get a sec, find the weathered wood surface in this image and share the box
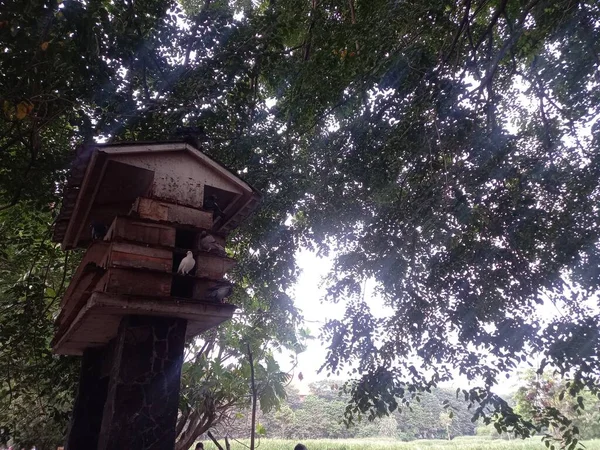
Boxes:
[110,149,245,197]
[105,216,176,247]
[101,242,172,272]
[131,197,213,229]
[55,142,261,248]
[150,172,205,208]
[102,268,172,297]
[56,268,105,329]
[52,292,237,355]
[70,159,155,249]
[194,253,236,279]
[61,241,109,307]
[133,197,168,221]
[97,315,186,450]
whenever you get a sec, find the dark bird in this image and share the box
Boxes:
[203,194,224,219]
[199,230,225,254]
[173,126,208,148]
[206,281,233,303]
[174,125,206,137]
[90,221,108,240]
[294,444,308,450]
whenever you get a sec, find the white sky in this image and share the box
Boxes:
[281,250,543,397]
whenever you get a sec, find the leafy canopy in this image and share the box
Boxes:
[0,0,599,448]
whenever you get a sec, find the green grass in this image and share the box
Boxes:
[199,437,600,450]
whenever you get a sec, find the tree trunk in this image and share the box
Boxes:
[247,342,257,450]
[174,410,213,450]
[175,409,190,440]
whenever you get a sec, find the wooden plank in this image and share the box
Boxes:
[61,242,109,307]
[133,197,168,221]
[104,268,171,296]
[52,292,237,355]
[103,242,172,272]
[167,202,213,228]
[105,216,176,247]
[52,299,122,355]
[131,197,213,228]
[56,269,105,328]
[195,254,236,279]
[109,251,170,272]
[151,173,204,208]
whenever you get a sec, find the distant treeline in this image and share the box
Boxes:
[223,376,600,442]
[228,381,477,441]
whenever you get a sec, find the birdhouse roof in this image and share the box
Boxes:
[53,141,261,249]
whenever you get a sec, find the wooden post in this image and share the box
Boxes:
[65,348,108,450]
[97,315,187,450]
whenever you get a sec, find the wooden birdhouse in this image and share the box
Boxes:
[52,141,260,355]
[54,141,261,450]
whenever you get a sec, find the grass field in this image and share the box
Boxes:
[198,437,600,450]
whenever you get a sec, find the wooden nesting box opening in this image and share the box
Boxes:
[170,274,195,298]
[172,248,187,274]
[175,228,197,249]
[204,185,238,213]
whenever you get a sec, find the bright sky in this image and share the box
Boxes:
[282,250,546,397]
[287,250,338,385]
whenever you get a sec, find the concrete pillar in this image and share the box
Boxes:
[97,315,187,450]
[65,348,108,450]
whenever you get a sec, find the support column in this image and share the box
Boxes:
[97,315,187,450]
[65,348,109,450]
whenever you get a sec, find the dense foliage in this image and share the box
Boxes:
[1,0,599,448]
[255,383,478,441]
[0,205,79,449]
[514,372,600,441]
[219,377,600,442]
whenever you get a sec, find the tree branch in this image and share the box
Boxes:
[347,0,360,52]
[183,0,212,67]
[444,0,472,65]
[474,0,541,93]
[473,0,508,52]
[207,430,224,450]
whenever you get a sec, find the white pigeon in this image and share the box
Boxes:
[199,231,225,254]
[177,251,195,275]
